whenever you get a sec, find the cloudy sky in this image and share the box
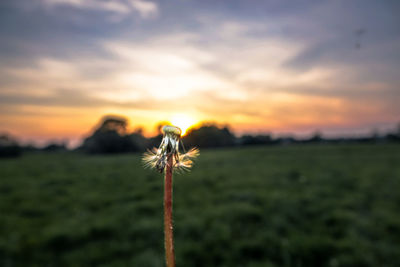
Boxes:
[0,0,399,145]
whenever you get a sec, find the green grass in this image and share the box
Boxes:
[1,144,400,266]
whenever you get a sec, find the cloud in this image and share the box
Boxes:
[40,0,158,19]
[103,39,246,101]
[1,0,399,142]
[43,0,129,14]
[0,88,167,110]
[129,0,158,18]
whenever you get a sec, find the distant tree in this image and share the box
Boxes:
[384,123,400,142]
[304,131,323,143]
[97,115,128,135]
[393,123,400,139]
[42,142,67,152]
[80,115,145,154]
[147,134,163,150]
[129,128,148,152]
[21,143,40,152]
[0,133,22,158]
[276,136,297,145]
[183,123,236,148]
[240,134,273,146]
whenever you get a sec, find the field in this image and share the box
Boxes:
[1,144,400,267]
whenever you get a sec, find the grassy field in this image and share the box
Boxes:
[1,144,400,267]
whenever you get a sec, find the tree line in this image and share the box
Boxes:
[1,115,400,157]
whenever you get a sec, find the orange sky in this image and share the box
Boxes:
[0,1,399,146]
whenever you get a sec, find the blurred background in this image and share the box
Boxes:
[0,0,400,266]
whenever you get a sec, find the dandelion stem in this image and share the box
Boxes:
[164,154,175,267]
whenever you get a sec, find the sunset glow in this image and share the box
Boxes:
[0,1,399,146]
[170,114,197,136]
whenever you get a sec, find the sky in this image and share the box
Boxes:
[0,0,399,146]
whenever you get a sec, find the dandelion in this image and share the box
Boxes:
[142,125,199,267]
[143,125,199,173]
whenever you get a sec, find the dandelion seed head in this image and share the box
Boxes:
[142,125,199,173]
[142,148,159,169]
[162,125,182,137]
[175,148,199,172]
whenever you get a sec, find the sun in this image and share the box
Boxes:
[170,114,197,136]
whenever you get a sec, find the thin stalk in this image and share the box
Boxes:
[164,155,175,267]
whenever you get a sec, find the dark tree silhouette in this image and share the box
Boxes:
[240,134,273,146]
[80,115,145,154]
[0,133,22,158]
[183,123,236,148]
[42,142,67,152]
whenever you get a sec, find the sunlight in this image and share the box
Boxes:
[170,113,197,136]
